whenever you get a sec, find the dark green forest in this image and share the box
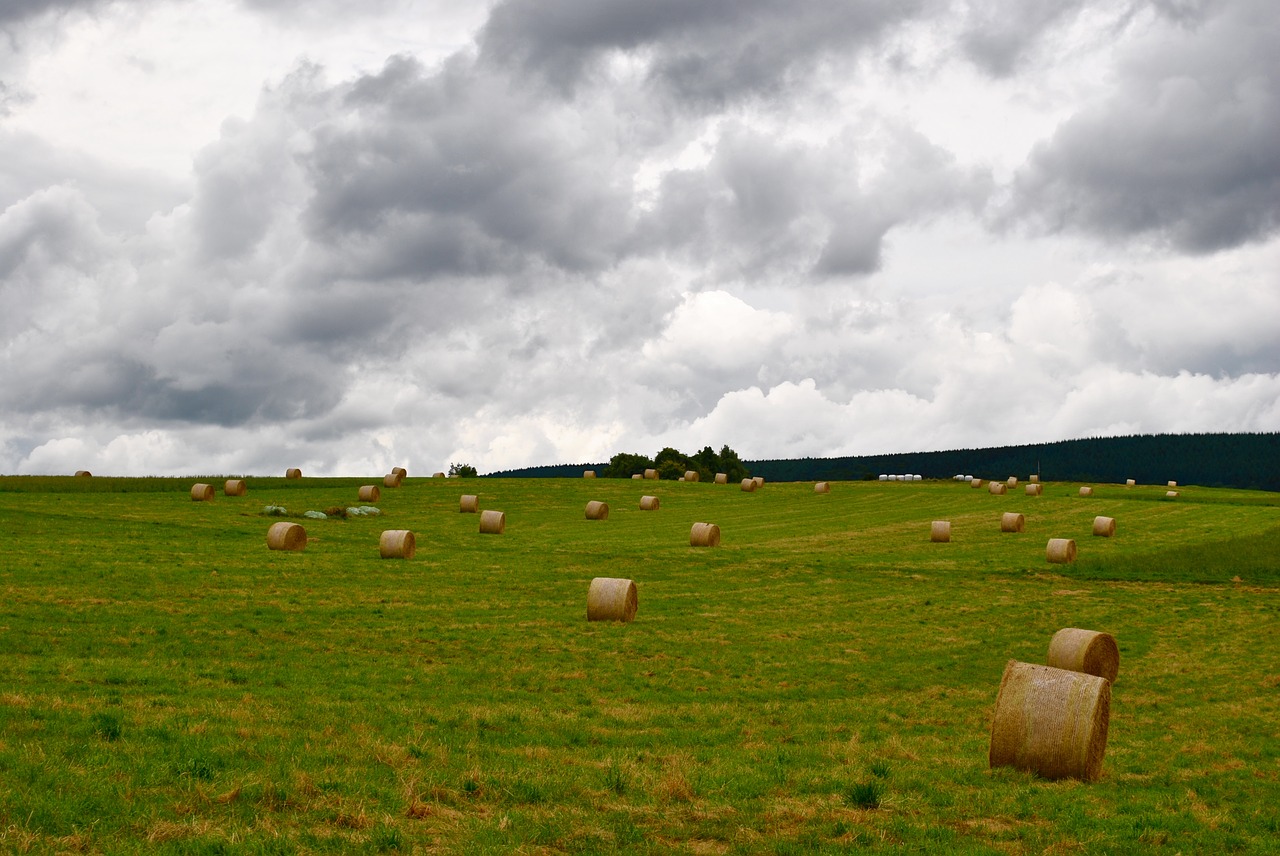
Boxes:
[483,433,1280,491]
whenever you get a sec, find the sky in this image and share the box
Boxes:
[1,0,1278,476]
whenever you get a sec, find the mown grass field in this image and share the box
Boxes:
[1,474,1277,854]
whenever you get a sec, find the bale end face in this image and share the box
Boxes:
[1000,512,1025,533]
[690,522,721,547]
[379,529,416,559]
[1047,628,1120,684]
[586,577,638,622]
[358,485,381,503]
[585,500,610,520]
[989,660,1110,781]
[1046,538,1077,564]
[479,510,506,534]
[639,495,660,511]
[266,521,306,551]
[930,521,951,542]
[191,483,214,502]
[459,494,479,513]
[1092,516,1115,537]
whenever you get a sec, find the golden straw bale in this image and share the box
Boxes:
[433,472,446,478]
[191,483,214,502]
[1047,628,1119,684]
[1079,486,1093,497]
[1029,475,1039,483]
[586,577,638,623]
[285,468,302,479]
[383,472,403,488]
[459,494,479,513]
[715,473,728,484]
[970,478,984,488]
[1092,516,1115,537]
[224,479,247,497]
[1001,512,1025,533]
[585,501,610,520]
[583,470,596,478]
[75,470,92,477]
[379,529,416,559]
[684,470,700,482]
[391,467,407,479]
[989,660,1110,781]
[632,474,643,480]
[266,521,306,552]
[644,469,658,480]
[639,495,660,511]
[753,476,764,488]
[1007,476,1018,488]
[358,485,381,502]
[930,521,951,542]
[480,510,505,534]
[1046,538,1077,564]
[814,482,830,493]
[988,482,1007,495]
[1026,484,1042,496]
[690,522,721,547]
[740,478,756,493]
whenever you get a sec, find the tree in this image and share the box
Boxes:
[602,452,654,479]
[448,462,478,477]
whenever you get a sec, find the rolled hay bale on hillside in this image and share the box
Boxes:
[931,521,952,543]
[683,470,700,482]
[383,472,403,488]
[583,470,596,478]
[1026,484,1042,496]
[971,478,983,488]
[714,473,728,484]
[814,482,830,493]
[266,521,306,552]
[1007,476,1018,488]
[75,470,92,477]
[191,483,214,502]
[740,478,756,493]
[632,474,643,480]
[989,482,1007,495]
[285,468,302,479]
[586,577,638,623]
[1047,628,1119,684]
[1001,512,1025,533]
[358,485,381,502]
[988,660,1110,782]
[1166,490,1179,498]
[1092,516,1116,537]
[479,510,505,534]
[1167,480,1177,488]
[224,479,247,497]
[1046,538,1077,564]
[639,495,660,511]
[585,500,610,520]
[391,467,407,479]
[459,494,479,513]
[1030,475,1039,484]
[379,529,416,559]
[1126,478,1136,486]
[644,469,658,480]
[690,522,721,547]
[753,476,764,488]
[1079,486,1093,497]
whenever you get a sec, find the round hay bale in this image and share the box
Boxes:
[191,483,214,502]
[383,472,402,488]
[988,660,1110,781]
[583,470,596,478]
[75,470,92,477]
[1046,538,1077,564]
[379,529,416,559]
[644,469,658,480]
[753,476,764,488]
[930,521,951,542]
[683,470,700,482]
[1167,480,1177,488]
[1125,478,1135,486]
[433,472,446,478]
[1079,486,1093,497]
[266,521,306,551]
[391,467,407,479]
[1026,484,1042,496]
[585,500,610,520]
[1001,512,1025,533]
[639,495,660,511]
[1092,516,1116,537]
[1007,476,1018,488]
[814,482,830,493]
[740,478,756,493]
[988,482,1007,495]
[285,468,302,479]
[586,577,638,623]
[631,474,643,480]
[1047,628,1119,684]
[970,478,983,488]
[1166,490,1179,498]
[479,510,505,534]
[358,485,381,502]
[690,522,721,547]
[714,473,728,484]
[1029,475,1039,484]
[224,479,247,497]
[459,494,479,513]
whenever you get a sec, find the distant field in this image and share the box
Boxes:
[1,475,1277,854]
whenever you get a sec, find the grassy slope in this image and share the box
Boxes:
[0,476,1277,854]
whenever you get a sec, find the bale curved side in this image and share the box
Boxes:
[931,521,951,542]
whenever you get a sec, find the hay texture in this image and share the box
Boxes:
[191,483,214,502]
[690,522,721,547]
[715,473,728,484]
[358,485,381,502]
[639,495,660,511]
[224,479,247,497]
[931,521,952,542]
[583,470,596,478]
[1026,484,1042,496]
[75,470,92,477]
[753,476,765,488]
[459,494,479,513]
[285,468,302,479]
[1092,516,1116,537]
[971,478,984,488]
[989,482,1007,495]
[586,577,638,623]
[480,510,506,534]
[644,469,658,480]
[683,470,700,482]
[1001,512,1025,533]
[585,500,610,520]
[379,529,416,559]
[383,472,403,488]
[1046,538,1077,564]
[740,478,756,493]
[1047,629,1120,684]
[988,660,1110,782]
[266,521,306,552]
[814,482,830,493]
[1079,486,1093,497]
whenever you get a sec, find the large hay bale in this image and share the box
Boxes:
[267,521,306,551]
[585,500,610,520]
[740,478,756,493]
[224,479,247,497]
[989,482,1007,495]
[584,470,596,478]
[391,467,407,479]
[683,470,700,482]
[690,522,721,547]
[1092,516,1116,537]
[586,577,638,623]
[75,470,92,477]
[191,483,214,502]
[1025,484,1042,496]
[459,494,479,513]
[715,473,728,484]
[383,472,403,488]
[639,495,660,511]
[988,660,1110,781]
[971,478,984,488]
[1079,486,1093,497]
[644,469,658,480]
[285,468,302,479]
[480,510,505,534]
[1001,512,1025,533]
[379,529,416,559]
[1047,629,1120,684]
[931,521,952,542]
[814,482,830,493]
[1046,538,1077,564]
[358,485,381,502]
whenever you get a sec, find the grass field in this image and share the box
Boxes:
[1,474,1277,854]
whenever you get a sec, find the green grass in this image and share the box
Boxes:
[0,475,1277,853]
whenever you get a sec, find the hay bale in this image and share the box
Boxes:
[266,521,306,551]
[752,476,764,488]
[1047,629,1120,684]
[814,482,830,493]
[584,470,596,478]
[1030,475,1039,484]
[1167,480,1177,488]
[358,485,381,502]
[75,470,92,478]
[1007,476,1018,488]
[1092,515,1116,537]
[971,478,984,488]
[459,494,479,513]
[391,467,407,479]
[684,470,700,482]
[585,500,610,520]
[988,660,1110,781]
[433,472,446,478]
[931,521,951,542]
[1001,512,1025,533]
[379,529,416,559]
[690,522,720,547]
[1166,490,1179,498]
[639,495,660,511]
[479,510,505,534]
[285,468,302,479]
[1026,484,1042,496]
[1046,538,1077,564]
[631,474,643,480]
[224,479,247,497]
[714,473,728,484]
[740,478,756,493]
[586,577,638,623]
[644,469,658,480]
[191,483,214,502]
[383,472,402,488]
[1126,478,1135,486]
[989,482,1007,495]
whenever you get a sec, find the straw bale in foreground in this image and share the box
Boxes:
[224,479,247,497]
[191,483,214,502]
[1046,538,1077,564]
[1047,628,1119,684]
[690,522,720,547]
[931,521,951,542]
[586,577,638,623]
[267,521,306,552]
[358,485,381,502]
[285,468,302,479]
[1001,512,1025,533]
[459,494,479,513]
[1092,516,1115,537]
[480,510,505,534]
[585,500,610,520]
[379,529,416,559]
[639,495,659,511]
[989,660,1110,781]
[814,482,830,493]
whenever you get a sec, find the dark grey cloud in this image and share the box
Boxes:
[0,0,100,25]
[960,0,1090,77]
